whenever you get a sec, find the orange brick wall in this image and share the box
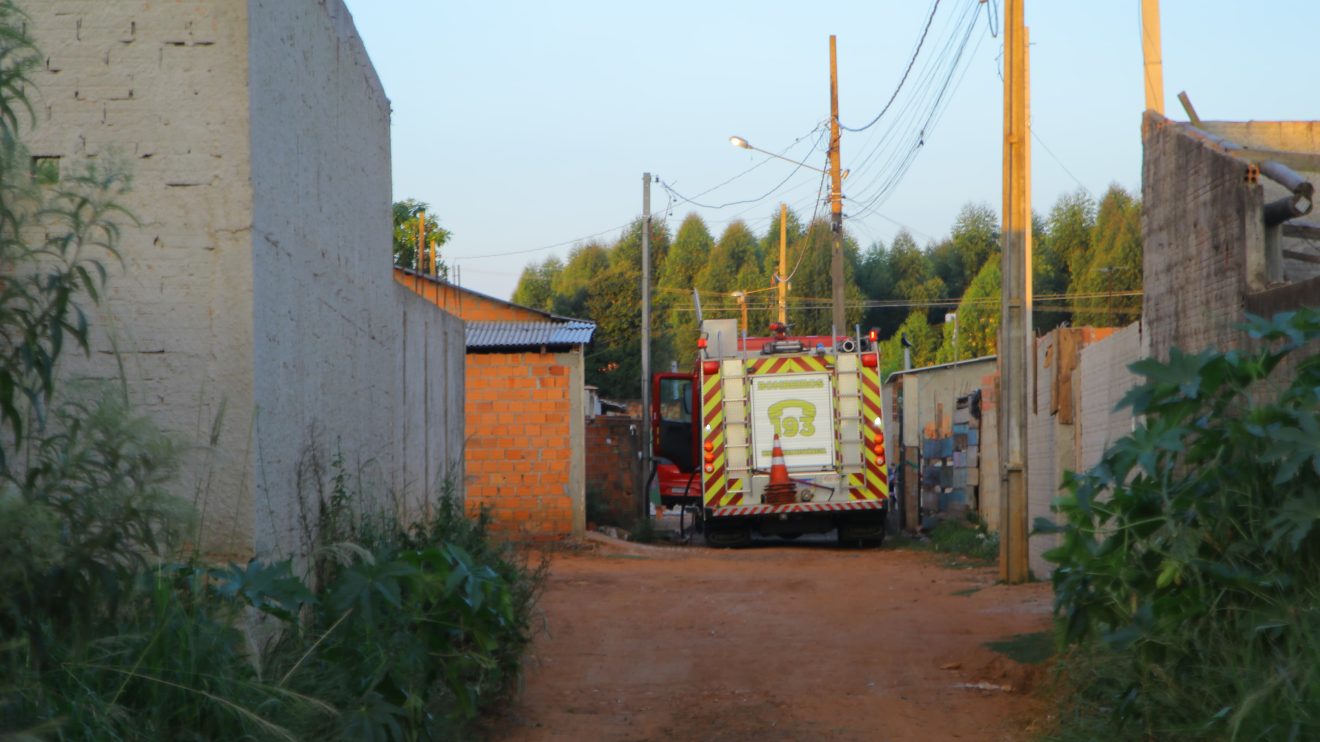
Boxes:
[394,268,546,322]
[465,351,578,538]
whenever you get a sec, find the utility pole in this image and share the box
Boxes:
[417,210,426,273]
[1141,0,1164,115]
[828,35,845,339]
[640,172,653,520]
[778,202,788,325]
[999,0,1031,584]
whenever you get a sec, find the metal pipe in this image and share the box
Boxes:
[1188,125,1314,203]
[1260,160,1314,198]
[1264,194,1312,227]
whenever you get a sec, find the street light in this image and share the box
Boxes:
[728,135,847,178]
[729,132,850,342]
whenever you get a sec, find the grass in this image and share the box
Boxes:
[984,631,1054,665]
[894,512,1000,567]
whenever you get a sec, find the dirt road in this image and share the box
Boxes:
[494,537,1054,741]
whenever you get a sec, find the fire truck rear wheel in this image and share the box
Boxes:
[705,523,752,548]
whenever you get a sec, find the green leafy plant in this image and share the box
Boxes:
[1041,309,1320,739]
[268,470,546,741]
[896,510,999,565]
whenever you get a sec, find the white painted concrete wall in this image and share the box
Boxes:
[1076,323,1142,474]
[1027,334,1060,579]
[23,0,464,562]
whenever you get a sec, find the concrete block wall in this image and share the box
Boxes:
[1142,112,1265,362]
[23,0,465,562]
[977,374,1000,534]
[1027,334,1062,578]
[246,0,464,559]
[465,351,585,538]
[26,1,257,557]
[1076,322,1142,474]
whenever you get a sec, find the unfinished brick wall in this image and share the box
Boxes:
[465,351,581,538]
[585,416,643,525]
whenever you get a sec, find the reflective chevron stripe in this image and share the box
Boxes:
[710,500,886,517]
[701,366,726,508]
[745,355,834,375]
[859,362,889,501]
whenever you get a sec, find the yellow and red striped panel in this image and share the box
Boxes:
[859,362,889,500]
[744,355,834,376]
[700,368,726,508]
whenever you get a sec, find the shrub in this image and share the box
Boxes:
[270,488,546,740]
[1041,309,1320,739]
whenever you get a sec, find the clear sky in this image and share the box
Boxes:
[341,0,1319,301]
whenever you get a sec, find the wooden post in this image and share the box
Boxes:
[417,210,427,274]
[778,202,788,325]
[999,0,1032,583]
[1141,0,1165,115]
[640,173,653,520]
[828,35,845,338]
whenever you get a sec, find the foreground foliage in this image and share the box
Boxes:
[1041,309,1320,740]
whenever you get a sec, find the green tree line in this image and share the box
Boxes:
[513,185,1141,398]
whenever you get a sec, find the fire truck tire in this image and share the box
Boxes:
[705,522,752,548]
[836,531,866,549]
[837,514,888,548]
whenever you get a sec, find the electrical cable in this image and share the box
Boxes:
[846,1,984,221]
[659,127,828,210]
[841,0,943,133]
[449,221,634,261]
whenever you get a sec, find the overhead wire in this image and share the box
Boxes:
[670,119,827,206]
[841,0,943,133]
[845,0,985,221]
[845,0,979,184]
[448,221,635,261]
[658,126,828,210]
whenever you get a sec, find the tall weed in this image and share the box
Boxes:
[1041,309,1320,739]
[269,477,546,740]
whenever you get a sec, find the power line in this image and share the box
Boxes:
[841,0,943,133]
[675,120,827,204]
[846,1,985,221]
[1030,125,1091,195]
[448,221,635,261]
[658,127,828,210]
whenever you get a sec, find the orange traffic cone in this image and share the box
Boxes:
[769,434,791,486]
[764,434,796,505]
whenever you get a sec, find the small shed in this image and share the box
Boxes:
[395,269,595,538]
[883,356,998,532]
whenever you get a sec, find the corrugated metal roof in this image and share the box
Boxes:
[465,320,596,349]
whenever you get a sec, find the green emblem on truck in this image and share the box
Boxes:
[767,399,817,438]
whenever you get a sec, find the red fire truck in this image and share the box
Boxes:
[651,318,890,547]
